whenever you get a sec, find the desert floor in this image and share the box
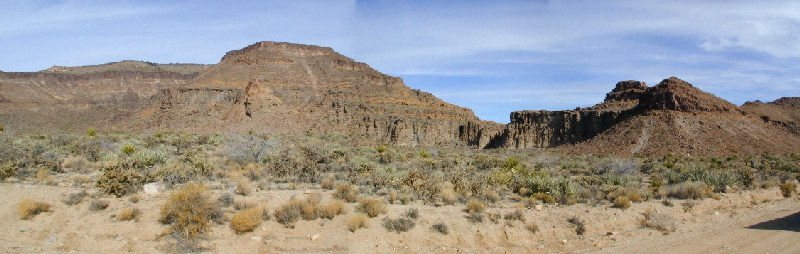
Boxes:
[1,183,799,253]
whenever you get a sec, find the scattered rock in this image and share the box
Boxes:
[308,234,320,241]
[561,239,568,245]
[250,236,262,241]
[534,204,543,211]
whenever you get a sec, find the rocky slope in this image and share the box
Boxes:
[742,97,800,135]
[134,41,499,146]
[488,77,800,156]
[0,61,204,132]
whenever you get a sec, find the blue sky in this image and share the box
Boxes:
[1,0,798,123]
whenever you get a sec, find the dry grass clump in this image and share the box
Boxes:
[274,198,305,226]
[159,183,218,240]
[780,182,796,198]
[464,198,486,213]
[503,209,525,221]
[301,199,320,220]
[235,179,252,196]
[61,155,92,172]
[608,186,645,202]
[431,222,449,235]
[387,190,399,204]
[532,193,557,204]
[18,199,51,220]
[234,199,256,210]
[613,196,632,209]
[230,207,264,234]
[307,191,322,205]
[36,168,51,183]
[568,216,586,235]
[357,197,387,218]
[525,222,540,233]
[642,209,677,233]
[384,217,416,233]
[483,190,501,203]
[117,207,141,221]
[347,213,369,232]
[321,174,336,190]
[62,190,87,206]
[440,182,457,205]
[404,208,419,219]
[90,199,110,211]
[96,165,145,197]
[319,200,346,219]
[666,182,714,200]
[333,183,359,203]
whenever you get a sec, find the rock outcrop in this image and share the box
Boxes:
[133,41,501,146]
[742,97,800,135]
[487,77,800,156]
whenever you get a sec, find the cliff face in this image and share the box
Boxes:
[487,110,624,149]
[135,41,500,146]
[487,77,800,156]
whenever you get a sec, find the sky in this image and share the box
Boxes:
[1,0,798,123]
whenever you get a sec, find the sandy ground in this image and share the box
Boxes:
[1,182,798,253]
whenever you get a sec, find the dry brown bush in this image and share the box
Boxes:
[613,195,632,209]
[666,182,714,200]
[18,199,50,220]
[384,217,416,233]
[780,182,796,198]
[568,216,586,235]
[357,197,387,218]
[642,208,677,233]
[532,193,556,204]
[159,183,218,240]
[89,199,110,211]
[464,198,485,213]
[525,222,540,233]
[61,155,92,172]
[230,207,263,234]
[321,174,335,190]
[319,200,346,219]
[235,179,252,196]
[333,183,359,203]
[118,207,141,221]
[347,213,369,232]
[431,222,449,234]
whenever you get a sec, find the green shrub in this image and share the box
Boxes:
[121,144,136,156]
[96,164,147,197]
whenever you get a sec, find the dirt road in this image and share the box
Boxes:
[593,200,800,254]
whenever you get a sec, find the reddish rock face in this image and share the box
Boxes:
[486,77,800,156]
[638,77,740,113]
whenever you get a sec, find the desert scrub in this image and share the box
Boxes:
[665,181,714,199]
[62,190,87,206]
[440,182,457,205]
[503,209,525,221]
[525,222,540,233]
[568,216,587,235]
[357,197,387,218]
[347,213,369,232]
[117,207,141,221]
[321,174,336,190]
[159,183,218,240]
[230,207,264,234]
[431,223,449,235]
[274,198,305,227]
[613,196,632,209]
[384,217,416,233]
[61,155,92,173]
[120,143,136,156]
[333,183,359,203]
[235,179,252,196]
[642,209,676,233]
[96,164,146,197]
[89,199,110,211]
[0,160,18,180]
[464,198,486,213]
[18,199,51,220]
[319,200,346,219]
[780,182,796,198]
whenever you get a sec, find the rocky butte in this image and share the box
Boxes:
[0,41,798,156]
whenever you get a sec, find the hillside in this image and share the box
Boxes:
[488,77,800,156]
